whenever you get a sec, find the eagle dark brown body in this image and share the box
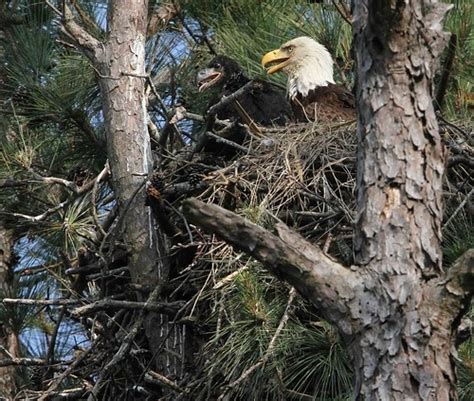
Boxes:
[292,83,356,123]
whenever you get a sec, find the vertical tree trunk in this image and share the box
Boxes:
[0,222,17,398]
[98,0,162,284]
[350,1,455,400]
[61,0,181,378]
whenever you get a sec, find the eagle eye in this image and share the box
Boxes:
[213,63,222,69]
[287,46,294,53]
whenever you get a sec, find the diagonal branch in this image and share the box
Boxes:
[182,198,358,330]
[206,80,256,117]
[444,248,474,296]
[46,2,104,64]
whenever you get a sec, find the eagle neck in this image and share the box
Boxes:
[287,56,335,99]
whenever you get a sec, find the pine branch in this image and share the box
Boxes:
[217,287,296,400]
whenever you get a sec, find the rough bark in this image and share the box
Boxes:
[181,2,473,400]
[351,1,454,399]
[0,222,18,398]
[60,0,182,379]
[96,0,161,284]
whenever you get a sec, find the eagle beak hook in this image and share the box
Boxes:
[261,49,289,75]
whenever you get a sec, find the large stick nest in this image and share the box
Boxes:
[153,118,472,270]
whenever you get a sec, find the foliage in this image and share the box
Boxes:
[0,1,472,400]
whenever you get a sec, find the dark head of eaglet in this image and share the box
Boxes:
[196,55,293,127]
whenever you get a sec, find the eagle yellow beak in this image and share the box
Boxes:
[261,49,290,74]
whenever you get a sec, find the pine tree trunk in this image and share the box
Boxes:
[97,0,163,285]
[61,0,182,378]
[351,2,454,398]
[0,222,17,398]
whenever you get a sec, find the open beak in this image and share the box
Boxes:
[261,49,290,74]
[196,68,222,92]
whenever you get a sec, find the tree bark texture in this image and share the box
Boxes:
[61,0,183,378]
[98,0,162,284]
[351,1,455,399]
[0,222,18,398]
[181,2,474,400]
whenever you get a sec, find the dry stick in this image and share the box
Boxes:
[86,286,163,401]
[27,172,79,193]
[3,298,79,306]
[85,265,129,280]
[11,199,70,223]
[442,186,474,232]
[206,81,255,117]
[0,357,49,367]
[43,305,67,383]
[205,131,254,154]
[217,287,297,401]
[331,0,352,25]
[38,343,95,401]
[8,164,110,222]
[91,162,110,238]
[71,299,185,318]
[144,370,187,394]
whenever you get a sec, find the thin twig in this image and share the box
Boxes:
[443,187,474,232]
[206,131,254,154]
[71,299,185,318]
[91,162,110,238]
[217,287,296,400]
[86,285,163,401]
[2,298,80,306]
[206,81,255,117]
[38,344,95,401]
[144,370,187,394]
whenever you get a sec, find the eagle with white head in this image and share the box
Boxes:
[261,37,355,123]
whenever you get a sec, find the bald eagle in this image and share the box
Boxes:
[197,55,293,129]
[261,37,355,123]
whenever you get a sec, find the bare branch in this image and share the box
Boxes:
[206,81,255,117]
[205,131,254,154]
[3,298,79,306]
[91,162,110,237]
[182,198,357,329]
[147,2,181,38]
[86,285,163,401]
[445,248,474,296]
[0,357,54,367]
[144,370,187,394]
[71,299,185,318]
[38,345,95,401]
[218,287,296,400]
[331,0,352,25]
[442,187,474,232]
[59,4,103,63]
[9,200,69,223]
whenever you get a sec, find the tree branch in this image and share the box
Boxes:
[444,248,474,296]
[0,357,58,367]
[144,370,187,394]
[182,198,357,331]
[206,81,255,117]
[57,4,103,63]
[71,299,185,318]
[3,298,79,306]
